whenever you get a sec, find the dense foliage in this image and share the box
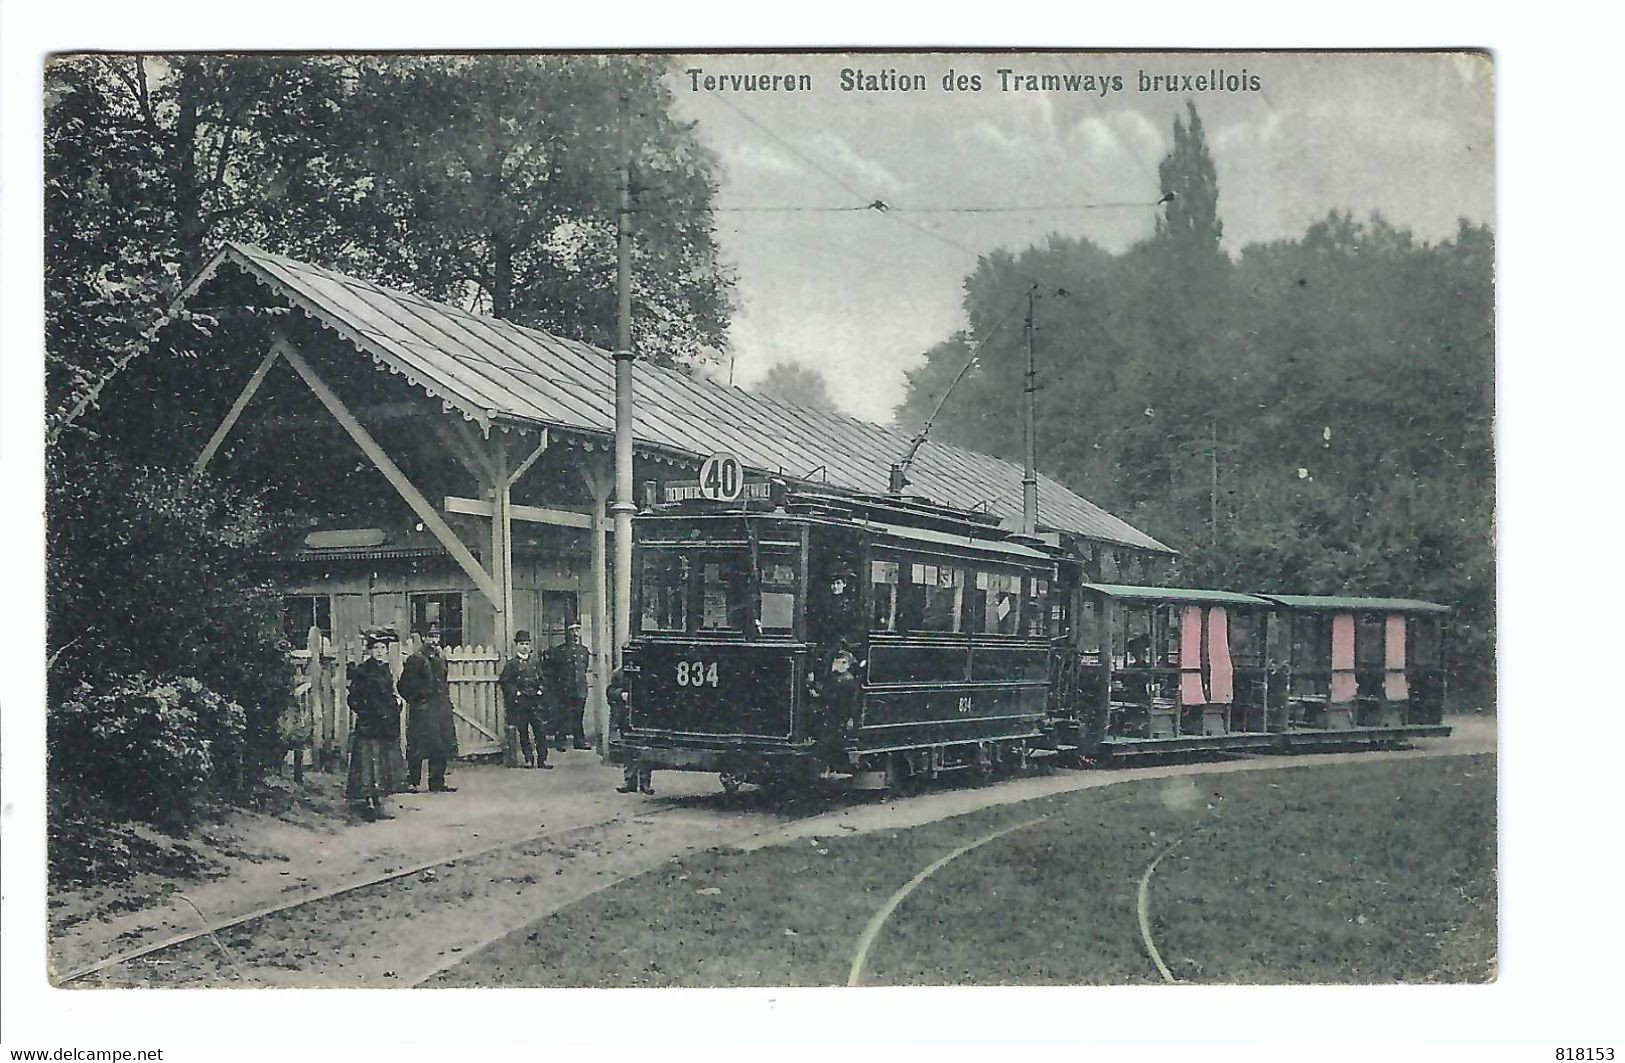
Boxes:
[43,56,739,857]
[895,109,1494,702]
[752,362,840,413]
[46,53,735,454]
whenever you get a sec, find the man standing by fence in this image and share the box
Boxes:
[499,630,552,769]
[347,627,405,821]
[545,621,593,751]
[399,622,459,793]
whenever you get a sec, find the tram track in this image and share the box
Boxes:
[57,802,700,987]
[58,721,1493,988]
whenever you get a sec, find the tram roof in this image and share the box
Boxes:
[1257,594,1450,614]
[186,243,1175,555]
[860,520,1057,563]
[1080,583,1273,607]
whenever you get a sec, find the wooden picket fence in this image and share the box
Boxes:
[287,626,506,766]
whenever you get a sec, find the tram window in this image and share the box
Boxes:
[1124,608,1154,667]
[758,552,799,634]
[1290,614,1325,667]
[1023,577,1050,637]
[1356,614,1385,667]
[1411,618,1441,665]
[919,565,965,632]
[640,550,690,632]
[1230,610,1260,666]
[698,559,748,631]
[870,560,900,632]
[982,571,1021,634]
[1076,596,1102,655]
[1158,605,1181,666]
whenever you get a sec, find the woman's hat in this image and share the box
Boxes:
[363,626,400,646]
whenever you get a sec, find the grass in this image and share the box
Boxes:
[434,754,1495,987]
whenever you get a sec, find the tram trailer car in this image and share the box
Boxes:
[615,485,1453,792]
[618,486,1060,791]
[1254,595,1451,744]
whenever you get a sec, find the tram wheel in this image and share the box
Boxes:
[719,772,743,795]
[884,753,921,796]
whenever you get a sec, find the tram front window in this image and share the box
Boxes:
[638,543,800,636]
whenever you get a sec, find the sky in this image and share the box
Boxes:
[664,51,1494,422]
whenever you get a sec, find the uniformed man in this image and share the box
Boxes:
[498,630,551,769]
[398,622,459,793]
[544,622,593,752]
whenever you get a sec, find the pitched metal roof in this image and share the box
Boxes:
[200,242,1173,554]
[1258,595,1449,614]
[1081,583,1272,607]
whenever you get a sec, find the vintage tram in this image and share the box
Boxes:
[614,482,1452,793]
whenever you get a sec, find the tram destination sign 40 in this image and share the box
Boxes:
[664,453,774,503]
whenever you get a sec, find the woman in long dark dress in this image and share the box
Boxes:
[346,628,404,820]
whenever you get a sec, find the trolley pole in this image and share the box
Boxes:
[1021,286,1038,536]
[612,94,636,674]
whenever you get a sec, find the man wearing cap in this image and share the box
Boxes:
[347,627,405,820]
[399,622,459,793]
[544,622,593,751]
[498,630,551,769]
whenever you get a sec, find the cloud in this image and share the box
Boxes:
[959,120,1023,155]
[1212,110,1284,151]
[807,132,906,193]
[721,142,801,176]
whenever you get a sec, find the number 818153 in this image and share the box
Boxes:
[1556,1050,1614,1060]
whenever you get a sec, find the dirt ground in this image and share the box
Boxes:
[52,717,1496,988]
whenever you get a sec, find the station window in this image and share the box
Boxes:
[282,594,332,645]
[870,559,900,632]
[915,563,964,633]
[408,592,464,646]
[981,571,1022,634]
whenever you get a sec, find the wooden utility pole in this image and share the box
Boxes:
[1021,286,1039,536]
[611,93,636,672]
[1209,419,1219,550]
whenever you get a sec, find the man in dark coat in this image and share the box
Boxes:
[608,666,652,795]
[399,622,459,793]
[544,622,593,751]
[498,629,551,769]
[346,627,404,820]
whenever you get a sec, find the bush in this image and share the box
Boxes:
[48,673,249,826]
[46,457,291,765]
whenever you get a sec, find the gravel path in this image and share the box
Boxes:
[61,718,1495,988]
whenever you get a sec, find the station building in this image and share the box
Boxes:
[176,243,1173,748]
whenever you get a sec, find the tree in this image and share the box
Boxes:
[1155,99,1223,254]
[45,53,737,456]
[753,362,839,413]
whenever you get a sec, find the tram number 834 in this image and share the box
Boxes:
[675,660,720,688]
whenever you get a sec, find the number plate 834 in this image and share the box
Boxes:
[675,660,720,688]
